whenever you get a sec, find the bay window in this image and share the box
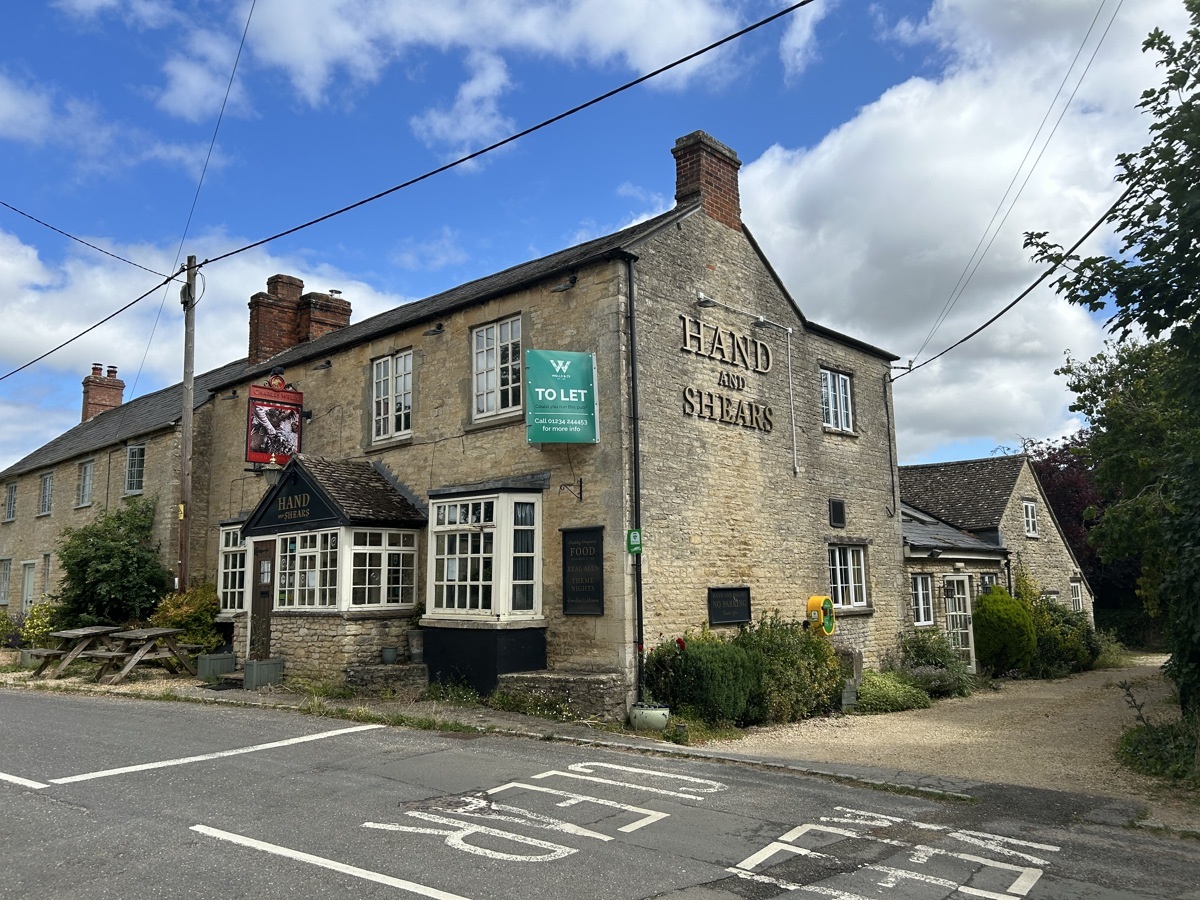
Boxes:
[219,527,247,611]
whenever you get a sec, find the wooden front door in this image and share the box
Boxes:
[943,575,975,673]
[250,540,275,661]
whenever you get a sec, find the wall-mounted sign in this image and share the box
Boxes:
[525,350,599,444]
[247,383,303,465]
[626,529,643,554]
[562,527,604,616]
[707,586,751,625]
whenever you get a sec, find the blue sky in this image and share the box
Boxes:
[0,0,1188,472]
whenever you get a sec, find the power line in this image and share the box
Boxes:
[198,0,818,269]
[131,0,257,396]
[913,0,1123,362]
[893,180,1136,381]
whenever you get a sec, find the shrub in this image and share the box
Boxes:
[20,601,63,649]
[732,611,842,724]
[643,634,758,725]
[1028,598,1102,678]
[853,670,932,714]
[973,586,1036,675]
[1118,721,1199,784]
[895,628,972,698]
[0,614,20,649]
[149,583,222,652]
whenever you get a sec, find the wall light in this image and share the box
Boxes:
[310,359,332,371]
[263,454,284,487]
[696,291,720,308]
[550,275,577,293]
[422,323,445,336]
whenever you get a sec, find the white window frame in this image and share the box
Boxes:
[21,561,36,612]
[820,368,854,432]
[219,527,247,612]
[472,315,522,421]
[911,574,934,626]
[1070,581,1083,612]
[4,483,16,521]
[428,493,541,619]
[38,473,53,516]
[125,445,146,495]
[351,530,418,606]
[828,544,868,608]
[979,572,999,593]
[276,531,339,608]
[1023,500,1039,537]
[372,349,413,443]
[0,559,10,606]
[77,460,94,507]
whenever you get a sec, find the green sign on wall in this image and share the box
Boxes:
[525,350,599,444]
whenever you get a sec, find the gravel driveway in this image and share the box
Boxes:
[709,654,1199,830]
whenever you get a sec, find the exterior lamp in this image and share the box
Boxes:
[263,453,284,487]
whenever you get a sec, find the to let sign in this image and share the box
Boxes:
[525,350,599,444]
[562,527,604,615]
[707,586,751,625]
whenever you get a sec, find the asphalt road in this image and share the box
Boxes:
[2,691,1198,899]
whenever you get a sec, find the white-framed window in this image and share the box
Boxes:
[911,574,934,626]
[820,368,853,432]
[980,573,999,593]
[1023,500,1039,537]
[372,349,413,442]
[1070,581,1083,612]
[429,493,541,618]
[125,445,146,494]
[0,559,10,606]
[219,527,247,612]
[277,531,338,608]
[472,315,522,421]
[4,483,15,521]
[38,473,53,516]
[21,562,36,612]
[77,461,94,507]
[351,530,418,605]
[828,544,868,608]
[42,553,51,594]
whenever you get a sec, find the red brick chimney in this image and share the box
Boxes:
[297,290,352,343]
[81,363,125,422]
[248,275,352,364]
[672,131,742,231]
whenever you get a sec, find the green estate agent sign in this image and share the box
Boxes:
[525,350,599,444]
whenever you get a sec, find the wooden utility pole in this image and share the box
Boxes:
[179,255,196,589]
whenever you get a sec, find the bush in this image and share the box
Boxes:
[732,612,842,724]
[973,586,1036,674]
[895,628,973,698]
[20,601,63,649]
[853,670,932,714]
[1028,598,1102,678]
[643,633,758,725]
[1118,720,1199,784]
[149,584,222,652]
[0,613,20,649]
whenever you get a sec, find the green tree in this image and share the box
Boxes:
[1026,2,1200,712]
[56,496,173,626]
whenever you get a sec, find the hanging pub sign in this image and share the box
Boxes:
[246,380,303,465]
[561,526,604,615]
[525,350,599,444]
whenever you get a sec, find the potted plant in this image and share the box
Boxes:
[628,697,670,731]
[407,600,424,664]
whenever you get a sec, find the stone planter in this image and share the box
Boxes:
[628,702,670,731]
[243,658,284,690]
[197,652,237,681]
[407,629,424,664]
[19,648,36,668]
[381,646,399,665]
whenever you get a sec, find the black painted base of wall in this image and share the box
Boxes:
[423,625,547,694]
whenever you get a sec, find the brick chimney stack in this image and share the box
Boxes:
[81,363,125,422]
[672,131,742,231]
[248,274,352,364]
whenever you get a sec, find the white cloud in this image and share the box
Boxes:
[391,227,470,271]
[410,51,514,157]
[741,0,1189,463]
[155,28,253,123]
[0,74,55,143]
[780,0,838,79]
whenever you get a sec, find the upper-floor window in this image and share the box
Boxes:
[828,543,868,608]
[911,574,934,626]
[372,349,413,442]
[1023,500,1039,537]
[351,530,418,606]
[472,315,522,421]
[77,461,94,507]
[219,527,246,612]
[125,445,145,494]
[3,483,14,522]
[38,473,53,516]
[429,493,541,618]
[1070,581,1083,612]
[820,368,853,432]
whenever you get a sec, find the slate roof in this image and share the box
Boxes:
[294,456,427,526]
[901,503,1007,555]
[0,358,250,480]
[899,455,1029,532]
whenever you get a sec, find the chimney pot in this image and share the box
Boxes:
[92,363,103,376]
[106,365,118,378]
[671,131,742,231]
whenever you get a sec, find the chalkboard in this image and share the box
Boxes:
[562,527,604,615]
[707,586,751,625]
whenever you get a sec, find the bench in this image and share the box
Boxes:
[26,649,67,659]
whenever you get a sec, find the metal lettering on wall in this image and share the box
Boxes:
[679,315,774,433]
[562,527,604,616]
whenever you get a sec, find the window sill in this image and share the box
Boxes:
[422,616,547,631]
[464,411,523,435]
[124,491,145,497]
[74,503,93,510]
[822,426,857,438]
[270,607,419,620]
[36,512,51,518]
[368,435,413,452]
[832,606,873,617]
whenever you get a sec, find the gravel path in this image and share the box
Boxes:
[711,654,1199,828]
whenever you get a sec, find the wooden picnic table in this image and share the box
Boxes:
[87,627,199,685]
[30,626,123,679]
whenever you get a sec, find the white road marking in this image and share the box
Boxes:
[488,781,668,832]
[562,762,727,793]
[364,813,577,862]
[0,771,49,789]
[532,762,726,800]
[51,724,385,783]
[192,824,472,899]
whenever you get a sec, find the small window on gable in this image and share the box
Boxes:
[820,368,853,433]
[1023,499,1038,537]
[829,499,846,529]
